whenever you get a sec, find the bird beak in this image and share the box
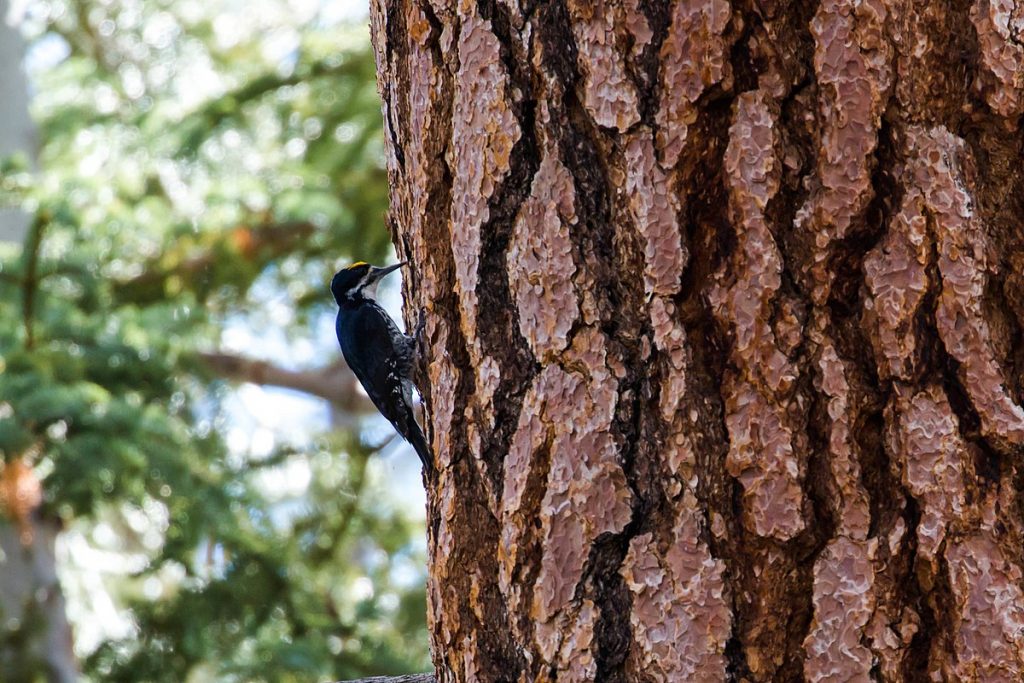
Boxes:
[369,261,406,282]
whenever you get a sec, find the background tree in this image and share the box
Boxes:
[370,0,1024,680]
[0,4,77,679]
[0,1,430,680]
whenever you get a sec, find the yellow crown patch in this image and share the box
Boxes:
[348,261,369,269]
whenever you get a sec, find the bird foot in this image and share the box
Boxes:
[414,307,426,345]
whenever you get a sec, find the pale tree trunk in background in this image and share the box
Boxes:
[0,0,34,243]
[0,3,78,680]
[0,524,77,682]
[369,0,1024,680]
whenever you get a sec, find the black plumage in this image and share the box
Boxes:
[332,262,433,476]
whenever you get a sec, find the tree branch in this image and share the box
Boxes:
[111,220,316,305]
[21,212,49,350]
[197,351,375,415]
[335,676,434,683]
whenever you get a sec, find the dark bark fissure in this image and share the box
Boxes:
[473,0,541,495]
[628,0,671,125]
[920,218,1005,473]
[940,349,1003,484]
[532,4,653,680]
[464,495,529,683]
[585,282,647,683]
[925,545,957,675]
[861,214,948,681]
[858,397,900,540]
[958,109,1024,659]
[899,494,935,679]
[674,78,733,534]
[587,357,650,680]
[703,9,824,679]
[884,218,968,677]
[942,339,999,481]
[982,272,1024,411]
[686,316,747,680]
[680,117,754,682]
[844,117,905,546]
[589,345,652,683]
[930,0,980,130]
[416,0,447,84]
[799,74,895,620]
[674,12,758,679]
[536,1,577,87]
[725,10,761,97]
[837,118,901,542]
[827,122,895,321]
[784,372,835,680]
[437,314,528,681]
[957,94,1024,609]
[913,156,999,471]
[872,509,920,680]
[433,290,526,678]
[963,115,1024,411]
[507,433,555,650]
[383,0,407,170]
[1012,464,1024,575]
[682,7,744,484]
[886,1,969,131]
[586,525,641,683]
[412,188,454,454]
[774,84,816,315]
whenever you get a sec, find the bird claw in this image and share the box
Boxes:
[410,308,428,386]
[414,307,426,344]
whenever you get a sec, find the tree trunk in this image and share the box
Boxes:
[0,5,78,681]
[0,521,78,682]
[369,0,1024,680]
[0,0,34,244]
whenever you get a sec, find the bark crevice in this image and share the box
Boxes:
[383,0,408,169]
[472,0,542,491]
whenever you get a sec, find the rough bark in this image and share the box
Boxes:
[369,0,1024,680]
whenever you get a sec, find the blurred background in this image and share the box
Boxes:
[0,0,431,681]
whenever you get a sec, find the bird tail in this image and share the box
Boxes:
[406,421,435,478]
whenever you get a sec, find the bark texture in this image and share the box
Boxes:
[368,0,1024,680]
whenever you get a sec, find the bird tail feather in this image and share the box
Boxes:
[406,422,435,478]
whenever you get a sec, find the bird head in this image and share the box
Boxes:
[331,261,405,304]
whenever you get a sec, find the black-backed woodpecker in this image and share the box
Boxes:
[332,261,434,476]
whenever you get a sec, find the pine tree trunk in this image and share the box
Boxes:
[368,0,1024,680]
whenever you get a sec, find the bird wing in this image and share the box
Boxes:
[338,303,411,425]
[336,303,434,474]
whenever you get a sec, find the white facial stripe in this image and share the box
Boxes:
[358,271,379,300]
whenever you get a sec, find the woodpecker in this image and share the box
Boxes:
[332,261,434,476]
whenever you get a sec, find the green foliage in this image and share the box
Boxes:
[0,0,427,679]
